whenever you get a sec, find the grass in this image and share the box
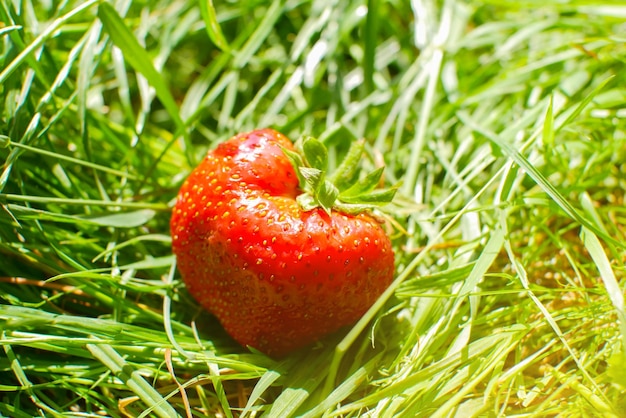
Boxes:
[1,0,626,416]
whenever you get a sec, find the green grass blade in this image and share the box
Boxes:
[457,227,504,297]
[87,343,180,418]
[543,94,554,147]
[232,0,283,69]
[502,230,611,409]
[265,351,332,418]
[300,353,382,418]
[580,228,626,349]
[0,193,168,210]
[97,3,185,134]
[6,141,138,179]
[555,75,615,132]
[198,0,230,51]
[457,110,621,249]
[241,370,282,417]
[363,0,379,94]
[0,0,99,85]
[5,205,155,228]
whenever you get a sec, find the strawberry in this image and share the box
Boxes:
[171,129,395,357]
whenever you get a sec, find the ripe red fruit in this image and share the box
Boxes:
[171,129,395,357]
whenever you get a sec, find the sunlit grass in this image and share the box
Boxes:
[2,0,626,416]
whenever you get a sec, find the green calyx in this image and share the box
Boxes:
[281,136,396,215]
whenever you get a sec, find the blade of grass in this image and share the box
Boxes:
[333,328,524,415]
[86,343,180,418]
[198,0,230,52]
[547,365,619,418]
[502,231,611,408]
[0,112,41,193]
[232,0,283,69]
[543,94,554,147]
[580,228,626,350]
[0,24,22,36]
[5,205,155,228]
[456,109,621,249]
[363,0,379,94]
[300,353,382,418]
[265,350,333,418]
[430,337,514,418]
[241,369,282,417]
[0,0,100,86]
[400,0,454,196]
[0,194,168,210]
[555,75,615,132]
[2,334,59,416]
[97,3,186,136]
[3,140,137,179]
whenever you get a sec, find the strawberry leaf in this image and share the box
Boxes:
[334,203,379,214]
[299,167,323,192]
[340,167,384,198]
[302,136,328,171]
[329,139,364,190]
[280,145,307,187]
[340,187,397,205]
[296,194,318,211]
[317,180,339,214]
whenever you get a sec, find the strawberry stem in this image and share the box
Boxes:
[282,136,396,214]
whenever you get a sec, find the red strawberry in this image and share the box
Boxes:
[171,129,395,357]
